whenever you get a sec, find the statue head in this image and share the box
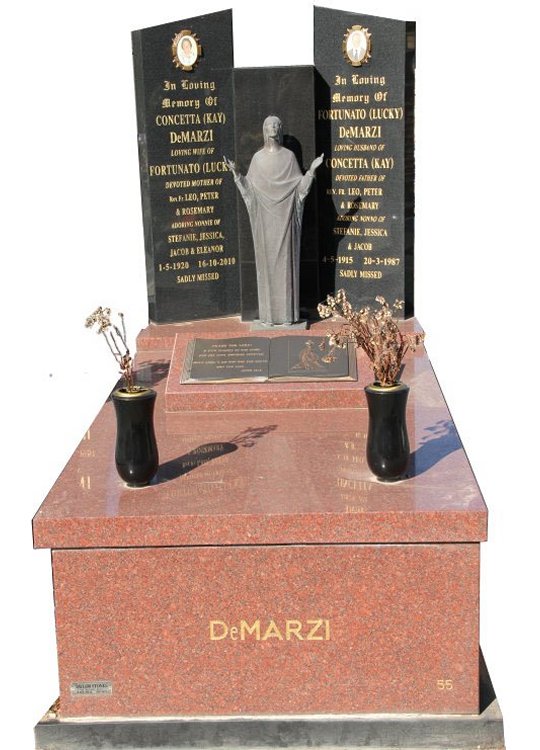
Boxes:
[262,115,283,147]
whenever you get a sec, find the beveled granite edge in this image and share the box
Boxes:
[33,510,487,549]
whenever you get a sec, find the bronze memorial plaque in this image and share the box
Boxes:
[181,336,357,383]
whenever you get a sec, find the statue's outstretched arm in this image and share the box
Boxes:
[298,153,324,201]
[223,155,250,206]
[308,153,324,176]
[223,155,240,178]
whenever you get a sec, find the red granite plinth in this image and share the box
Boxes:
[53,544,478,718]
[33,319,488,721]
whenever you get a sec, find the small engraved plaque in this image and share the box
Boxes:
[182,336,357,383]
[70,681,113,696]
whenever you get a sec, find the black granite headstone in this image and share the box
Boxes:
[132,8,415,324]
[314,7,415,317]
[132,11,239,323]
[232,67,319,321]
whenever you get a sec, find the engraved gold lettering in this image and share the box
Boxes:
[364,228,388,237]
[437,679,454,691]
[149,163,200,177]
[210,619,331,642]
[369,107,403,120]
[203,111,226,125]
[285,620,304,640]
[156,113,201,126]
[165,178,217,189]
[180,79,216,91]
[317,108,367,120]
[326,157,369,169]
[351,74,386,85]
[338,125,381,138]
[169,129,214,144]
[209,620,228,640]
[240,620,261,640]
[202,160,228,173]
[261,620,284,641]
[306,619,325,640]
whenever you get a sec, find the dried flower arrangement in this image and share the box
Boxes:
[85,306,138,392]
[317,290,425,386]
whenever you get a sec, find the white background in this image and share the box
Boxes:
[2,1,538,748]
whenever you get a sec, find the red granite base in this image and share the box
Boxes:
[34,320,487,721]
[53,543,479,718]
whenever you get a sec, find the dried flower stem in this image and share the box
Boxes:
[318,290,424,386]
[85,306,136,391]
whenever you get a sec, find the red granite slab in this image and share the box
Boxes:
[53,543,479,718]
[32,321,488,549]
[136,317,247,353]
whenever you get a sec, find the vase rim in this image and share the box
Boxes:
[112,386,156,400]
[365,381,408,393]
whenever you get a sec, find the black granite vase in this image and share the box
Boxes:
[112,388,159,487]
[364,383,410,481]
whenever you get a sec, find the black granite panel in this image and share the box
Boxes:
[233,67,319,321]
[132,11,240,323]
[314,7,415,317]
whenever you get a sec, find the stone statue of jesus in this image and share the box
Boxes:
[224,116,323,326]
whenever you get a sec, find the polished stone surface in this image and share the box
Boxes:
[32,318,487,549]
[52,543,479,717]
[314,8,415,316]
[132,11,239,324]
[32,318,489,719]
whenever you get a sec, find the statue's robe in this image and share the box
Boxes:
[235,147,314,325]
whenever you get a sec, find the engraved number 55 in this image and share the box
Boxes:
[437,679,453,691]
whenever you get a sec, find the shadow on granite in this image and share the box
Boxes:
[409,420,461,477]
[157,442,238,481]
[230,424,278,447]
[157,425,278,481]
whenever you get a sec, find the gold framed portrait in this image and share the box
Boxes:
[343,25,371,67]
[172,29,202,71]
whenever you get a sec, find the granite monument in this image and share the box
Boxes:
[31,8,506,750]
